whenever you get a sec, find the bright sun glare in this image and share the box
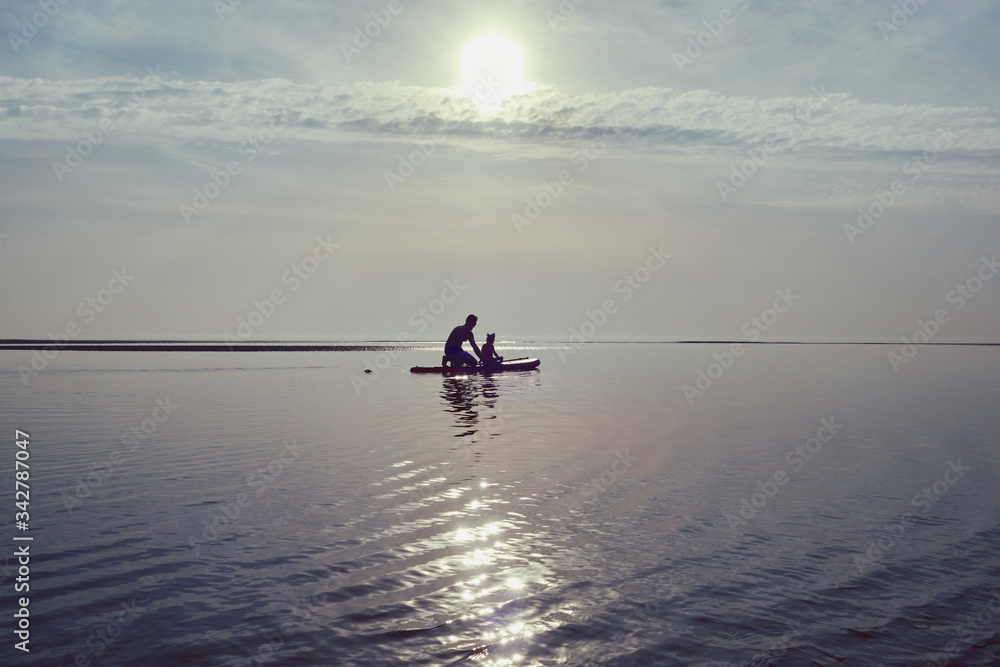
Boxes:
[460,33,525,108]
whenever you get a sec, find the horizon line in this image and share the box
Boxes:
[2,339,999,351]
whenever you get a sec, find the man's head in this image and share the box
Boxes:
[466,314,478,328]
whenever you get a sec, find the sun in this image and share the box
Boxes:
[460,33,525,108]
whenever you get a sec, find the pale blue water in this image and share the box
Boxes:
[1,343,999,666]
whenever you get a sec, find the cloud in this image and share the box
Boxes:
[2,75,999,164]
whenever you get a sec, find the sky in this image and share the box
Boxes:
[1,0,999,342]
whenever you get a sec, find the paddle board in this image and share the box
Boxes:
[410,357,540,374]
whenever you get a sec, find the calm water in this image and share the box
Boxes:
[2,343,999,666]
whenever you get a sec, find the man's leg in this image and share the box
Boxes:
[447,349,477,367]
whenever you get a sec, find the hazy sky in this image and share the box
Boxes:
[1,0,998,341]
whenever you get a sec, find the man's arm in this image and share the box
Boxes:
[467,331,482,360]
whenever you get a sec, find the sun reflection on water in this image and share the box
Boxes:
[434,374,549,665]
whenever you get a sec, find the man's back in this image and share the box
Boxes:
[445,325,468,348]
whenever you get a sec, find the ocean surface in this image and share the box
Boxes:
[2,342,999,666]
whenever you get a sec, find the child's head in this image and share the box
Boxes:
[486,333,495,343]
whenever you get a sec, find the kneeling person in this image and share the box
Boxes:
[444,314,482,367]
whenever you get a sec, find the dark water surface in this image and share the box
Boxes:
[2,343,999,666]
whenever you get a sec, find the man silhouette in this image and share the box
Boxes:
[444,314,482,367]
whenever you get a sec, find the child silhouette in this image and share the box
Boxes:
[481,333,503,365]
